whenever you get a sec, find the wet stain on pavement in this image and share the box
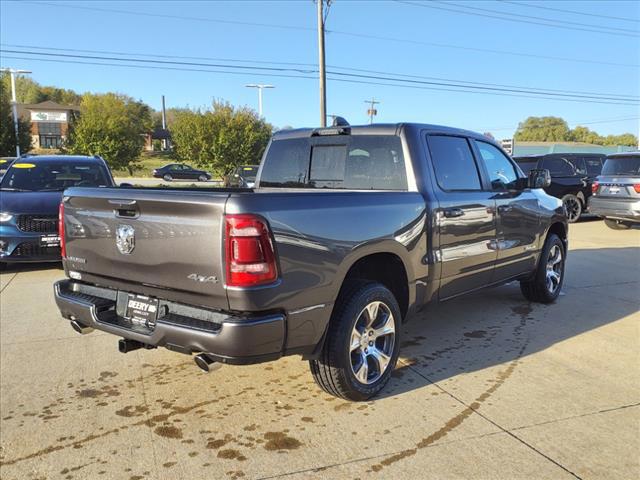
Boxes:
[263,432,302,451]
[463,330,487,338]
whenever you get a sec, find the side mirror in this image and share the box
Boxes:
[528,169,551,189]
[119,182,134,188]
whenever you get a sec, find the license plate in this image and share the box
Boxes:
[125,294,159,327]
[41,235,60,247]
[608,187,620,194]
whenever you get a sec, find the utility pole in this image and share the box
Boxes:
[245,84,275,117]
[365,98,380,124]
[1,68,31,157]
[161,95,168,150]
[317,0,328,127]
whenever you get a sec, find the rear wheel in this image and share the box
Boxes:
[604,218,632,230]
[520,233,565,304]
[163,174,173,182]
[562,194,582,223]
[309,282,401,401]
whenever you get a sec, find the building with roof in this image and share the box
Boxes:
[18,100,80,150]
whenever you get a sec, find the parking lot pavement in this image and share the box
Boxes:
[0,219,638,480]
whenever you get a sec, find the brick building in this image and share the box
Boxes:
[18,100,80,149]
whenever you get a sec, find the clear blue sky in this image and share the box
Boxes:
[1,0,638,138]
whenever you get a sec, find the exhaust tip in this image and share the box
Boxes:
[70,320,94,335]
[194,353,221,373]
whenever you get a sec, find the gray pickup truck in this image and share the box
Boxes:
[54,122,567,400]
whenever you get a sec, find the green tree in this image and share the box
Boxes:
[0,77,31,156]
[569,125,602,144]
[603,133,637,146]
[514,116,571,142]
[170,101,272,182]
[65,93,152,174]
[1,73,82,105]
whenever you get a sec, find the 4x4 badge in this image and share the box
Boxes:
[116,225,135,255]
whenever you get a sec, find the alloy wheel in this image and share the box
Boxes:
[545,245,563,294]
[563,197,581,222]
[349,301,396,385]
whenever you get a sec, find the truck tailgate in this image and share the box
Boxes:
[62,187,229,309]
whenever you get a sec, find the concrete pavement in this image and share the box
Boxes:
[0,219,638,479]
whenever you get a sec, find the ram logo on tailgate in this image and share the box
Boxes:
[116,225,135,255]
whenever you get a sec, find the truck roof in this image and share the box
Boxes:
[272,123,487,141]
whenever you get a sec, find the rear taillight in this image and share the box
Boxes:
[224,214,277,287]
[634,184,640,193]
[58,201,66,258]
[591,181,599,195]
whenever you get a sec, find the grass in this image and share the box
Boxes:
[111,152,173,177]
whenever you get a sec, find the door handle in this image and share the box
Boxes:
[443,208,464,218]
[498,205,513,213]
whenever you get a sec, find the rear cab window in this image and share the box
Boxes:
[259,135,408,190]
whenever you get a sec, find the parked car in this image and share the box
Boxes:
[54,122,567,400]
[588,152,640,229]
[152,163,211,182]
[513,153,605,223]
[229,165,259,188]
[0,155,115,264]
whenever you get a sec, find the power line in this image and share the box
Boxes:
[3,53,638,106]
[395,0,640,37]
[12,1,638,69]
[499,1,640,24]
[24,1,315,32]
[6,44,636,101]
[326,29,637,69]
[4,48,638,103]
[439,0,639,34]
[1,43,318,69]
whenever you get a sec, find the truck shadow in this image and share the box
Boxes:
[1,262,62,273]
[380,246,639,399]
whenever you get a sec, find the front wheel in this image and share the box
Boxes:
[520,233,565,303]
[163,174,173,182]
[604,218,632,230]
[198,175,208,182]
[309,282,401,401]
[562,194,582,223]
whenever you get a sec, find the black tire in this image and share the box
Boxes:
[163,174,173,182]
[520,233,565,304]
[198,175,208,182]
[309,282,401,401]
[562,194,582,223]
[604,218,632,230]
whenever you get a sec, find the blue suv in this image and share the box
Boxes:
[0,155,115,264]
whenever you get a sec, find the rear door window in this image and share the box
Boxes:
[427,135,482,191]
[542,156,576,176]
[584,157,603,175]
